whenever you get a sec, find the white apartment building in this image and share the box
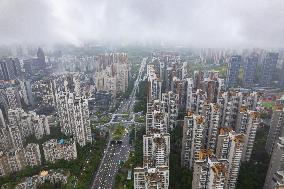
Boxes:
[216,131,244,189]
[204,103,222,151]
[264,137,284,189]
[186,78,194,111]
[95,61,129,97]
[7,109,50,142]
[181,113,206,169]
[134,65,171,189]
[0,143,41,177]
[147,64,162,103]
[95,68,117,97]
[5,87,21,110]
[143,133,170,167]
[191,89,207,115]
[8,125,23,149]
[69,95,92,146]
[218,91,243,129]
[0,152,10,176]
[56,92,72,136]
[134,166,169,189]
[162,91,178,130]
[7,149,27,173]
[193,156,228,189]
[146,100,169,134]
[42,139,77,163]
[236,109,259,162]
[56,92,92,146]
[25,143,41,167]
[266,106,284,155]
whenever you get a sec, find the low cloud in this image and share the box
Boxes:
[0,0,284,48]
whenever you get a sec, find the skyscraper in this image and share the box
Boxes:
[279,64,284,90]
[260,53,278,87]
[243,55,258,87]
[226,55,241,89]
[37,47,46,68]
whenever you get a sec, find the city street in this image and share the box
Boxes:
[90,57,147,189]
[92,133,130,189]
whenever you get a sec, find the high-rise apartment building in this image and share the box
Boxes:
[147,65,162,103]
[7,109,24,149]
[0,58,21,81]
[161,91,178,130]
[146,100,168,134]
[25,143,41,167]
[6,149,27,173]
[0,146,40,176]
[264,137,284,189]
[0,143,41,177]
[266,106,284,155]
[186,78,194,111]
[279,64,284,90]
[134,64,171,189]
[190,89,207,114]
[42,138,77,163]
[5,87,21,110]
[181,113,206,169]
[32,78,56,106]
[218,91,243,129]
[236,109,259,162]
[134,166,169,189]
[56,92,92,146]
[143,133,170,167]
[6,109,50,142]
[216,131,245,189]
[95,53,129,98]
[203,103,222,151]
[192,153,228,189]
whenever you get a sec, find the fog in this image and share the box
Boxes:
[0,0,284,48]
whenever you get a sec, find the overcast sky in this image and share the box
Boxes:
[0,0,284,48]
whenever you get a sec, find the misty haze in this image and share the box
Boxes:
[0,1,283,189]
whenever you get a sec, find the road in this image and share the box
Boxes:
[90,57,147,189]
[117,57,147,114]
[92,132,130,189]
